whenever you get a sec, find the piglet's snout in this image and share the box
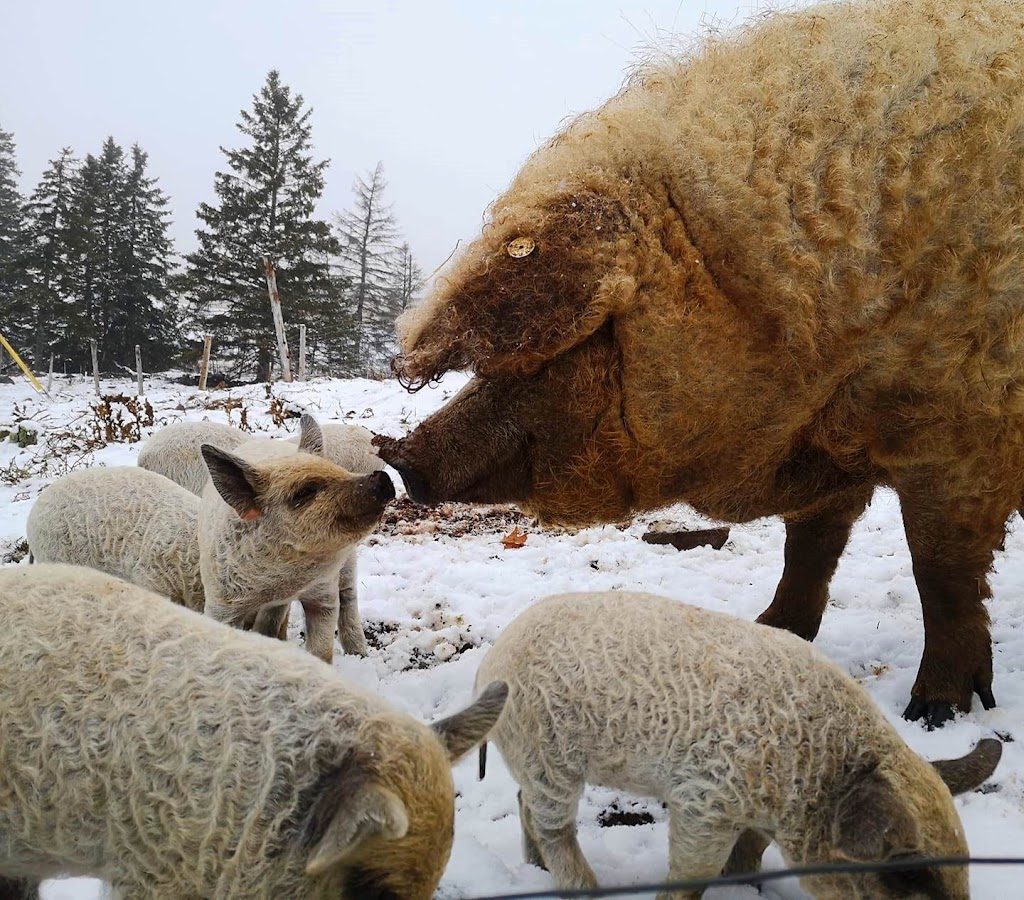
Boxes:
[364,470,396,504]
[336,470,396,524]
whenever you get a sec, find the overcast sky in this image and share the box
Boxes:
[3,0,769,275]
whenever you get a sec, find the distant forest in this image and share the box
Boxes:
[0,70,423,382]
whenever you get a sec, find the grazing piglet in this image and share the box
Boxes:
[477,592,1002,900]
[0,564,508,900]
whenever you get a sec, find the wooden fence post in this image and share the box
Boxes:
[298,324,307,381]
[90,339,100,396]
[262,256,293,383]
[135,345,144,396]
[46,354,54,393]
[199,335,213,391]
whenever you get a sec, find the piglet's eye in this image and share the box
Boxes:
[290,482,324,508]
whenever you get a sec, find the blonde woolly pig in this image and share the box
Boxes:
[139,420,383,497]
[232,428,377,657]
[137,420,249,494]
[140,418,385,656]
[0,564,507,900]
[377,0,1024,728]
[27,415,395,662]
[476,592,1001,900]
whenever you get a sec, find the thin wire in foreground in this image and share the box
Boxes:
[470,855,1024,900]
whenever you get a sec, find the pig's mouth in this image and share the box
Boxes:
[374,434,533,507]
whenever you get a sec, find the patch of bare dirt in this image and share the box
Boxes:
[372,497,540,539]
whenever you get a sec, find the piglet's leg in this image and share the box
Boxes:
[722,828,770,876]
[251,603,290,640]
[518,784,596,891]
[337,555,369,657]
[662,806,744,900]
[299,582,340,665]
[894,471,1004,729]
[517,790,546,869]
[757,487,872,640]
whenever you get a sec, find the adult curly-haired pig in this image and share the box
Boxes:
[139,418,385,656]
[376,0,1024,728]
[138,420,249,495]
[0,564,507,900]
[26,415,395,662]
[476,592,1002,900]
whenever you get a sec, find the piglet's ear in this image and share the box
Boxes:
[831,767,921,862]
[201,444,263,521]
[432,681,509,763]
[303,752,409,877]
[395,192,637,387]
[297,413,324,456]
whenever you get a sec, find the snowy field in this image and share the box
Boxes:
[1,371,1022,899]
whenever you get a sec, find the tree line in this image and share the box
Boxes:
[0,70,423,382]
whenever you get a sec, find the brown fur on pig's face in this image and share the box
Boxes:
[381,179,768,526]
[395,187,641,387]
[379,327,640,526]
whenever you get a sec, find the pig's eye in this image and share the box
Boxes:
[290,482,324,508]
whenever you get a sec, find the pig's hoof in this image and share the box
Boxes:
[903,690,997,730]
[903,697,957,730]
[754,606,821,642]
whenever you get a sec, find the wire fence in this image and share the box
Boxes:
[469,856,1024,899]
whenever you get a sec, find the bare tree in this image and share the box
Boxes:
[333,162,399,373]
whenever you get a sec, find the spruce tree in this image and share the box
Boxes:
[182,70,340,381]
[0,126,31,361]
[110,144,178,368]
[23,148,78,369]
[333,162,401,374]
[67,138,129,366]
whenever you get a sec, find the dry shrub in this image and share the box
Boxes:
[89,395,155,444]
[202,396,252,432]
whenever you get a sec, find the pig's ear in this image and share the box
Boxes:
[201,444,263,521]
[431,681,509,762]
[297,413,324,456]
[395,193,638,386]
[831,766,922,862]
[303,753,409,876]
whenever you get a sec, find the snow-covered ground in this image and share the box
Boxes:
[1,371,1022,899]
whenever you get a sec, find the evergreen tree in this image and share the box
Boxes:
[23,148,78,369]
[0,126,31,362]
[109,144,178,368]
[27,138,179,371]
[333,162,401,374]
[182,70,340,381]
[66,138,129,366]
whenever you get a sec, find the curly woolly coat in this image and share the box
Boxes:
[379,0,1024,726]
[477,592,1002,900]
[0,565,506,900]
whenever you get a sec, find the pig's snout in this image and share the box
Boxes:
[361,470,396,506]
[373,435,436,504]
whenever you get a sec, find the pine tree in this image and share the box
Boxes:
[23,148,78,369]
[110,144,179,368]
[333,162,400,374]
[182,70,340,381]
[66,138,129,367]
[0,126,31,362]
[33,138,180,371]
